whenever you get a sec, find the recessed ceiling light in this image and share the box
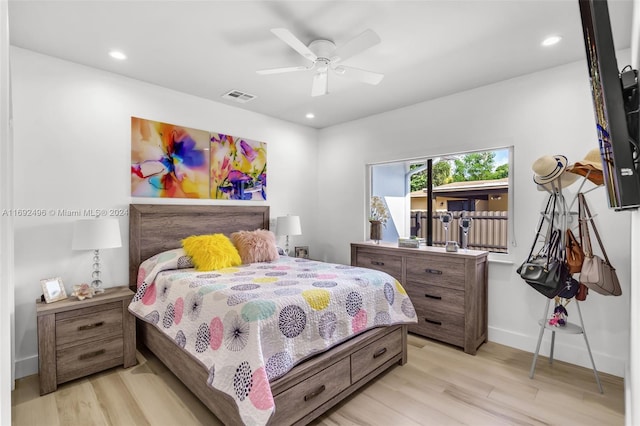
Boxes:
[109,50,127,60]
[541,35,562,47]
[305,113,315,119]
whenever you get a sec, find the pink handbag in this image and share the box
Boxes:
[578,193,622,296]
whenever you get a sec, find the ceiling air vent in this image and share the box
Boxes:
[221,90,257,104]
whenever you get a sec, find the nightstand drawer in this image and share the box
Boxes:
[354,249,402,282]
[405,256,465,289]
[56,334,124,384]
[56,302,123,348]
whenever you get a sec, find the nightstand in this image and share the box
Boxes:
[36,286,136,395]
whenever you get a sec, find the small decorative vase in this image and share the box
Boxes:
[369,220,382,243]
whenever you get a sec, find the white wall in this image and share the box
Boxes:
[317,55,633,377]
[10,47,319,378]
[1,1,14,425]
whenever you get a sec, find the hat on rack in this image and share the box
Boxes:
[566,148,604,186]
[532,154,579,190]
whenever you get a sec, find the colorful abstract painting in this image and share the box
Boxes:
[131,117,268,201]
[131,117,210,198]
[210,133,267,200]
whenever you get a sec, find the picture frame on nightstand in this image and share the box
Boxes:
[40,277,67,303]
[295,246,309,259]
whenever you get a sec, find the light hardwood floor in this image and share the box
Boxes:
[12,334,624,426]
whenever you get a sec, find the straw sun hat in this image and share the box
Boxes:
[532,154,579,190]
[566,148,604,186]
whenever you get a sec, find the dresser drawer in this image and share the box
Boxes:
[351,327,402,383]
[405,283,465,316]
[409,303,464,347]
[405,256,465,289]
[354,249,402,282]
[56,334,124,384]
[56,302,123,348]
[272,357,351,425]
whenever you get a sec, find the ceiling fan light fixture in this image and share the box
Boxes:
[258,28,384,96]
[311,70,329,97]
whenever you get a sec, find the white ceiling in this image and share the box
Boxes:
[7,0,634,129]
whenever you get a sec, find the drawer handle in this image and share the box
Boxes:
[425,318,442,326]
[304,384,326,401]
[78,349,106,360]
[373,347,387,359]
[425,268,442,275]
[424,294,442,300]
[78,321,104,331]
[371,261,385,266]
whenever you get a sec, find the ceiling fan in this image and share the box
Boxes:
[257,28,384,97]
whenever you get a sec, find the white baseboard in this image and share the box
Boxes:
[489,325,625,378]
[14,355,38,380]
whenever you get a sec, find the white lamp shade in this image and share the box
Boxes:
[276,215,302,236]
[72,218,122,250]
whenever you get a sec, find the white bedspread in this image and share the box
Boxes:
[129,255,416,425]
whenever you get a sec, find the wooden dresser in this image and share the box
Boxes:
[351,242,488,355]
[36,286,136,395]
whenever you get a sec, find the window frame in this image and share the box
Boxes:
[368,146,514,254]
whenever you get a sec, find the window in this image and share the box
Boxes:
[369,147,511,254]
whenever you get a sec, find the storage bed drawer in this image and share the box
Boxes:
[351,327,402,383]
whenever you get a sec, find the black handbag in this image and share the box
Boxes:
[521,233,569,298]
[518,194,568,298]
[558,275,580,299]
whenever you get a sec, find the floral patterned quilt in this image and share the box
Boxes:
[129,250,417,425]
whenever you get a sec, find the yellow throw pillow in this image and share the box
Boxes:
[182,234,242,271]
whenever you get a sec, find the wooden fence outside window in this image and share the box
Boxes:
[411,210,508,253]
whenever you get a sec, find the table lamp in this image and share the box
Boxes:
[276,215,302,255]
[72,218,122,294]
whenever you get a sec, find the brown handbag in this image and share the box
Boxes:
[565,229,584,274]
[576,282,589,301]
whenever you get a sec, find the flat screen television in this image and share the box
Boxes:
[579,0,640,210]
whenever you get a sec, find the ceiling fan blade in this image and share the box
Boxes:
[311,70,328,97]
[334,65,384,85]
[271,28,317,62]
[331,29,381,63]
[256,65,311,75]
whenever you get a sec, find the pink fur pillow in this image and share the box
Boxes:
[231,229,280,264]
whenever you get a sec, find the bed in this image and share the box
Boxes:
[128,204,414,425]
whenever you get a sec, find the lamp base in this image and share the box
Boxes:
[91,249,105,293]
[91,279,105,294]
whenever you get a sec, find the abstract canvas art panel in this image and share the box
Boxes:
[131,117,210,198]
[210,133,267,200]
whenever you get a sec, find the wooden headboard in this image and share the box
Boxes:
[129,204,270,290]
